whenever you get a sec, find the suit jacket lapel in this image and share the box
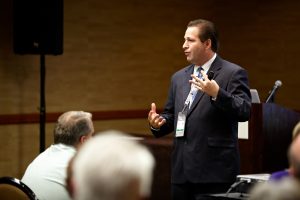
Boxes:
[180,65,194,108]
[207,55,222,80]
[187,90,205,115]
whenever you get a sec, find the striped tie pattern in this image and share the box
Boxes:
[189,67,203,108]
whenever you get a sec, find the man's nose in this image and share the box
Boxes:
[182,41,188,49]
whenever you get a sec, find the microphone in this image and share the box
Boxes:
[208,71,214,80]
[265,80,282,103]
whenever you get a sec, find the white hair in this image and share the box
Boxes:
[73,130,155,200]
[250,177,300,200]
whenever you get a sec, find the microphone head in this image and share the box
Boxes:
[275,80,282,87]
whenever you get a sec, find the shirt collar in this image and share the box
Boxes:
[193,53,217,74]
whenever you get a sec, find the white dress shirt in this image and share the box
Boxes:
[22,144,76,200]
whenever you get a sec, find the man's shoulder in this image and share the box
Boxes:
[28,144,75,166]
[216,56,245,71]
[172,64,193,78]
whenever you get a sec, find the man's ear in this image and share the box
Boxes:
[79,135,87,144]
[204,39,212,50]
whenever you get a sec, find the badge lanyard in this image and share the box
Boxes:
[175,68,205,137]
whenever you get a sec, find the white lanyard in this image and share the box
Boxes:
[182,68,203,112]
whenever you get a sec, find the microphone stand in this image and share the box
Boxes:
[39,54,46,153]
[265,87,277,103]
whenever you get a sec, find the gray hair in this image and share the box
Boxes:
[292,121,300,139]
[73,130,155,200]
[289,130,300,179]
[54,111,93,146]
[249,178,300,200]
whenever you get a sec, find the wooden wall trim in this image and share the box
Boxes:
[0,109,163,125]
[1,108,298,125]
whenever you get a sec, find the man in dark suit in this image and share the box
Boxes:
[148,19,251,200]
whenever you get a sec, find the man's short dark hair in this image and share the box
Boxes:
[187,19,219,52]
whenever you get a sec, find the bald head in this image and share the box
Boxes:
[54,111,94,147]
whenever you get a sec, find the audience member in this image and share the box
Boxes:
[292,122,300,138]
[66,154,76,199]
[22,111,94,200]
[288,122,300,179]
[72,130,155,200]
[269,121,300,181]
[250,177,300,200]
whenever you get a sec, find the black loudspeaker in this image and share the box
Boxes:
[13,0,63,55]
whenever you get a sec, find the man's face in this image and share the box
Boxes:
[182,26,208,66]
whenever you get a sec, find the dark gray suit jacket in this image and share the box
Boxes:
[151,56,251,184]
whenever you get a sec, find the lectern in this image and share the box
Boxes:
[239,103,300,174]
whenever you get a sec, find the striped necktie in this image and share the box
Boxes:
[189,67,203,108]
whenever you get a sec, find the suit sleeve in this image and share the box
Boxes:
[212,68,251,122]
[151,77,176,138]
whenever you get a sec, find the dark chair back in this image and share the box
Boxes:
[0,176,38,200]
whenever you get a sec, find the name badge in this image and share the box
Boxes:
[176,111,186,137]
